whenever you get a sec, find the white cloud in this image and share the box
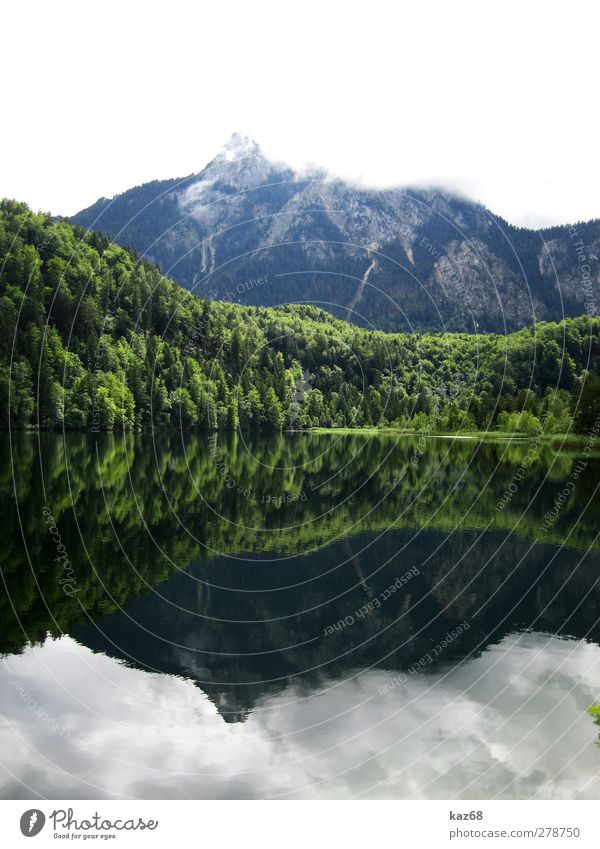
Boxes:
[1,632,599,798]
[0,0,598,227]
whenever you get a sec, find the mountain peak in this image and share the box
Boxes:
[195,131,283,192]
[219,131,261,162]
[70,142,600,333]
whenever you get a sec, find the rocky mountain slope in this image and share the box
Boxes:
[71,133,600,332]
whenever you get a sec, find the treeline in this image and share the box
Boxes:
[1,199,599,433]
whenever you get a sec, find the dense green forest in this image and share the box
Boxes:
[1,200,599,433]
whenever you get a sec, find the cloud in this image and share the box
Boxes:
[1,1,598,227]
[1,631,598,799]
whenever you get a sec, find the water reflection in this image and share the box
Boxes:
[1,632,598,799]
[0,433,599,798]
[72,530,600,722]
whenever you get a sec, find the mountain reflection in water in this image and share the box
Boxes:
[1,432,599,798]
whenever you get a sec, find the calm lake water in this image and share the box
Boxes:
[1,432,599,799]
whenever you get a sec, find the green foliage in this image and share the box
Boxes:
[587,704,600,746]
[1,201,599,432]
[496,410,542,435]
[573,372,600,435]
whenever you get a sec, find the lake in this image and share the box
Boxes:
[1,431,599,799]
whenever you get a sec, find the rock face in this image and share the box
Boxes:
[71,132,600,332]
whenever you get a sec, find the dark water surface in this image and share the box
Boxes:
[1,432,599,798]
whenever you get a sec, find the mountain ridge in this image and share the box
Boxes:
[71,133,600,333]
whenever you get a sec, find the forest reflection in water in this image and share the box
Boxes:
[0,431,599,798]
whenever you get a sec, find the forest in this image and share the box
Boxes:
[1,199,599,434]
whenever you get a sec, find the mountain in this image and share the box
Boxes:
[71,132,600,333]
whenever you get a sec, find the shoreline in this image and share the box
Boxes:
[305,428,599,449]
[4,428,598,452]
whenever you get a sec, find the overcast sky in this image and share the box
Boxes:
[1,0,598,227]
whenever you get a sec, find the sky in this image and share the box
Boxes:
[1,0,598,227]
